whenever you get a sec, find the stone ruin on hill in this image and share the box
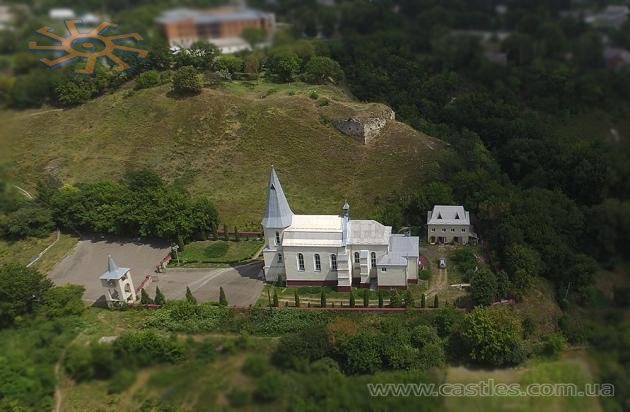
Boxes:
[331,103,395,145]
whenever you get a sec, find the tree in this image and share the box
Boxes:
[173,41,218,70]
[0,264,53,326]
[496,270,509,300]
[421,293,426,308]
[454,306,525,367]
[219,286,228,306]
[215,55,244,75]
[470,269,498,307]
[140,288,153,304]
[265,50,300,82]
[349,291,355,307]
[433,295,439,308]
[234,226,239,242]
[154,286,166,305]
[272,289,279,307]
[303,56,344,84]
[320,288,327,308]
[363,289,369,307]
[378,291,384,307]
[511,269,533,301]
[242,26,266,47]
[294,289,300,307]
[54,77,96,106]
[185,286,197,304]
[2,204,54,239]
[389,290,402,307]
[172,66,202,95]
[404,289,414,308]
[503,244,541,278]
[223,224,229,241]
[41,284,85,318]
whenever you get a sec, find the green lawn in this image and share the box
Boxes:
[174,240,263,265]
[0,231,78,272]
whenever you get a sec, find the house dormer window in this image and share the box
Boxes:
[354,252,360,264]
[297,253,305,271]
[275,231,280,245]
[331,254,337,271]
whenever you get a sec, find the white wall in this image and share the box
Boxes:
[284,246,342,283]
[376,265,407,287]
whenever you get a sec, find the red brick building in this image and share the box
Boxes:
[156,7,275,53]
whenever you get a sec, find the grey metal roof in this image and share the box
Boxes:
[99,255,129,280]
[156,7,271,24]
[389,234,420,257]
[261,167,294,228]
[377,253,407,266]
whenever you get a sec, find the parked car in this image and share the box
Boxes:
[438,258,447,269]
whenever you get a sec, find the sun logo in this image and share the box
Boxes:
[28,20,148,74]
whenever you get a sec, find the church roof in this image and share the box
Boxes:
[99,255,130,280]
[261,167,294,228]
[347,220,391,245]
[282,215,344,247]
[377,235,419,267]
[427,205,470,225]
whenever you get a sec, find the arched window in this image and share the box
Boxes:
[297,253,305,271]
[278,253,283,263]
[354,252,360,264]
[331,254,337,271]
[275,231,280,245]
[314,254,321,271]
[371,252,376,268]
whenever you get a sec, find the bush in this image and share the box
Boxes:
[113,330,184,367]
[272,326,330,369]
[338,333,382,374]
[303,56,344,84]
[254,372,284,402]
[107,369,136,394]
[310,357,341,374]
[41,284,85,318]
[242,354,269,377]
[135,70,161,90]
[0,264,53,327]
[1,204,54,239]
[63,346,94,381]
[470,269,498,306]
[172,65,202,95]
[196,338,218,361]
[410,325,440,349]
[541,333,566,358]
[215,55,244,74]
[265,50,300,82]
[228,388,250,407]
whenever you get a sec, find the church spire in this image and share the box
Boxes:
[107,254,119,274]
[261,166,293,228]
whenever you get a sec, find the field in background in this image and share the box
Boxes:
[0,80,446,228]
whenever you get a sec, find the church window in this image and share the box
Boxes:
[371,252,376,268]
[354,252,360,264]
[381,267,387,272]
[314,254,321,271]
[275,231,280,245]
[331,254,337,271]
[298,253,305,271]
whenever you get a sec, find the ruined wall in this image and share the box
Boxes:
[331,105,395,144]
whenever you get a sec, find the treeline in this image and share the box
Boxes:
[1,169,219,243]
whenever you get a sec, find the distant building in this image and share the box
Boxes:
[0,5,14,30]
[427,205,473,245]
[99,255,136,307]
[262,167,419,290]
[49,8,76,20]
[585,5,628,29]
[156,6,275,53]
[604,46,630,70]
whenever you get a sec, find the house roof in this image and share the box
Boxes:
[427,205,470,225]
[377,234,419,266]
[377,253,407,266]
[347,220,391,245]
[156,7,272,24]
[261,167,294,228]
[99,255,129,280]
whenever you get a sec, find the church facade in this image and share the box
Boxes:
[261,168,419,291]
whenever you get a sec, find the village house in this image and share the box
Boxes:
[427,205,473,245]
[156,6,275,53]
[261,168,419,290]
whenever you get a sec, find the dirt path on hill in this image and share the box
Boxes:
[425,268,447,299]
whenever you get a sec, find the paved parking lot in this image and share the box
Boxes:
[48,237,264,306]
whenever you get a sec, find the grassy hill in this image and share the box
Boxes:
[0,80,446,227]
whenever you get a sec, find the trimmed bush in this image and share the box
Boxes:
[172,65,202,95]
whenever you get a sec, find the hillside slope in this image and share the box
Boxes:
[0,81,446,227]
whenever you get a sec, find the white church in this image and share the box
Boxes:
[262,167,419,290]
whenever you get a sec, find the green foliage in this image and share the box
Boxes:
[378,291,384,307]
[541,333,566,358]
[255,371,284,402]
[219,287,228,306]
[146,302,232,332]
[266,50,301,82]
[172,65,202,95]
[41,284,85,318]
[470,269,498,307]
[338,333,383,374]
[272,289,279,307]
[135,69,161,90]
[215,55,244,75]
[294,289,300,307]
[389,290,402,308]
[421,293,426,308]
[1,204,54,239]
[242,354,269,377]
[410,325,440,349]
[228,388,250,407]
[0,264,53,327]
[363,289,369,307]
[303,56,344,84]
[404,289,415,308]
[113,330,185,367]
[108,369,136,394]
[173,41,218,70]
[185,286,197,304]
[349,292,355,308]
[154,286,166,306]
[433,295,439,308]
[242,26,266,47]
[433,306,463,337]
[64,345,95,381]
[320,288,326,308]
[272,326,330,369]
[140,288,153,304]
[454,306,526,367]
